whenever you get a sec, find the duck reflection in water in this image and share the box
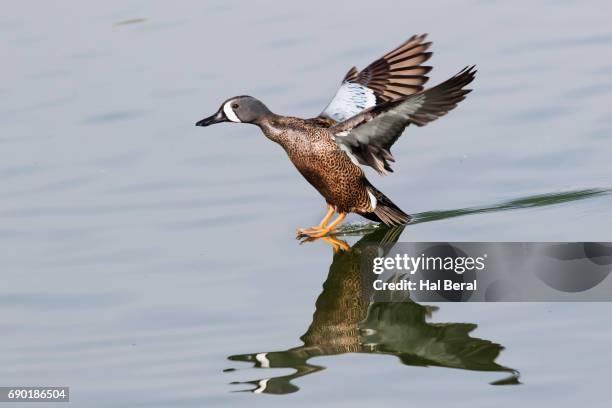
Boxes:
[227,226,519,394]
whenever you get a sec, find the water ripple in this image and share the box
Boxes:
[502,33,612,54]
[82,110,150,124]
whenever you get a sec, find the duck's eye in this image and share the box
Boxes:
[231,103,239,109]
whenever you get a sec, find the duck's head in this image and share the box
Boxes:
[196,96,271,127]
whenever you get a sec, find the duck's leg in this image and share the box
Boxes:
[299,212,346,238]
[296,204,335,237]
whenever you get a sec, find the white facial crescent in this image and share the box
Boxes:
[223,101,241,123]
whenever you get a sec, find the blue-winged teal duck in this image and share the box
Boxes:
[196,34,476,238]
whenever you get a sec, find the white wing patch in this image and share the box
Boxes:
[223,101,241,123]
[320,82,376,122]
[254,379,269,394]
[255,352,270,368]
[367,189,377,209]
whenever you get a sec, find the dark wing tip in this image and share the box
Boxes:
[459,65,478,78]
[406,65,478,127]
[343,66,359,82]
[444,65,477,92]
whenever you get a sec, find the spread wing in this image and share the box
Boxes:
[331,66,477,175]
[319,34,432,123]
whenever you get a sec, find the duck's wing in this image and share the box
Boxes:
[319,34,432,123]
[330,66,476,175]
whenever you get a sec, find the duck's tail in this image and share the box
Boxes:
[358,185,410,226]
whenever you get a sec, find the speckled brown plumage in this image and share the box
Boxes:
[259,115,382,216]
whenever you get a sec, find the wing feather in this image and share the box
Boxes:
[319,34,433,123]
[331,66,477,175]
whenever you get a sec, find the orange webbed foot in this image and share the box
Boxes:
[296,212,346,239]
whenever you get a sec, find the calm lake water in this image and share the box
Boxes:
[2,0,612,406]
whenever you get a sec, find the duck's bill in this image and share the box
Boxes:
[195,110,226,126]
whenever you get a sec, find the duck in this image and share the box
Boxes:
[196,34,476,238]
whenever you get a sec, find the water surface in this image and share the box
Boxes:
[1,1,612,407]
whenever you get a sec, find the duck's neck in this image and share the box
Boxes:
[257,114,293,145]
